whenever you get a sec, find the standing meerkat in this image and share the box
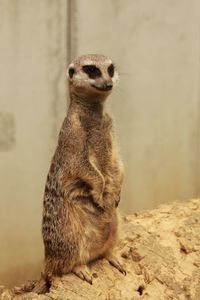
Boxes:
[42,54,125,285]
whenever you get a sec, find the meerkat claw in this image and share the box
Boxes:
[91,192,105,209]
[106,254,126,275]
[72,265,93,285]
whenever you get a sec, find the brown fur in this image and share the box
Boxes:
[42,54,124,282]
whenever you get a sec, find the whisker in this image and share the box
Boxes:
[118,85,131,99]
[113,87,127,101]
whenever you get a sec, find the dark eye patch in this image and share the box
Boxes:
[68,68,75,78]
[82,65,101,79]
[108,64,114,77]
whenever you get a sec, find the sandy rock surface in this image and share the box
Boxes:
[1,199,200,300]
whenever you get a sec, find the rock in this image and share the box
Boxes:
[2,199,200,300]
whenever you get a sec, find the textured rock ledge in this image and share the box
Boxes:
[1,199,200,300]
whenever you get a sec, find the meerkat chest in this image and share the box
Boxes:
[88,126,112,172]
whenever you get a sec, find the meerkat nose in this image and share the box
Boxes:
[104,81,113,91]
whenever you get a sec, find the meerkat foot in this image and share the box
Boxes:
[105,254,126,275]
[72,264,93,285]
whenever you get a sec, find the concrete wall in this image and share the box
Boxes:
[0,0,200,287]
[0,0,67,287]
[74,0,200,212]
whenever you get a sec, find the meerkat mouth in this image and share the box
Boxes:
[91,83,113,92]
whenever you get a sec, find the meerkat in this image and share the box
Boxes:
[42,54,125,285]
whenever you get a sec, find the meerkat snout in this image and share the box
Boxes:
[104,80,113,90]
[67,54,119,96]
[91,79,113,92]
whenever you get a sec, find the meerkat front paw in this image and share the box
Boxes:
[91,190,105,209]
[72,264,93,284]
[114,193,121,207]
[102,191,120,209]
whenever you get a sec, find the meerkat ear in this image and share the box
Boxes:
[68,68,75,78]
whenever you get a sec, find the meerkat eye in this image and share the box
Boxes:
[68,68,75,78]
[108,64,114,77]
[82,65,101,79]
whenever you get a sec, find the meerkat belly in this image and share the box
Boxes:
[72,200,118,263]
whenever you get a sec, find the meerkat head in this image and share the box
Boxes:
[67,54,119,99]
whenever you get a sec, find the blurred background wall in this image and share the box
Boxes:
[0,0,200,288]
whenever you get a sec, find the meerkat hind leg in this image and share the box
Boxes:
[105,253,126,275]
[72,264,93,284]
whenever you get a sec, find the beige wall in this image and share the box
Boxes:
[0,0,200,287]
[0,0,67,287]
[74,0,200,212]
